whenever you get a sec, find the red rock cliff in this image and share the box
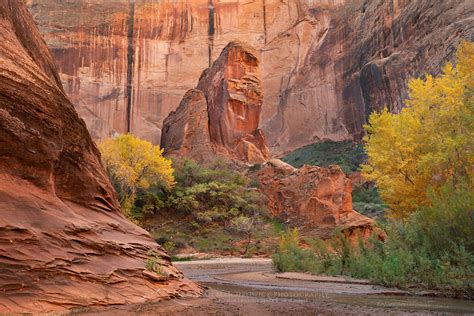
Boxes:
[161,42,270,164]
[27,0,473,154]
[0,1,200,313]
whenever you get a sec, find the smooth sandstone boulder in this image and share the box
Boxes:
[0,1,201,313]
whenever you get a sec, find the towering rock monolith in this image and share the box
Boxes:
[161,41,270,164]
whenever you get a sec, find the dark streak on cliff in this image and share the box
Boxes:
[126,0,135,133]
[263,0,267,44]
[208,0,215,67]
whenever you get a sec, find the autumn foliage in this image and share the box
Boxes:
[98,134,175,217]
[362,42,474,218]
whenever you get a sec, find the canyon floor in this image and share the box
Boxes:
[71,258,474,315]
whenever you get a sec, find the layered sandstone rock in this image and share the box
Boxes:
[257,160,379,240]
[0,1,200,313]
[161,42,270,163]
[27,0,473,154]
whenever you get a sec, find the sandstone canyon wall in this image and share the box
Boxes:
[27,0,473,154]
[0,1,200,312]
[161,42,270,163]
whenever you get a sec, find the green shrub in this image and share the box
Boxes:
[136,158,278,256]
[406,183,474,257]
[162,158,267,226]
[352,186,383,204]
[162,240,176,254]
[272,229,321,273]
[282,141,366,173]
[145,251,164,274]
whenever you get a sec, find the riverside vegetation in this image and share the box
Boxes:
[273,42,474,298]
[99,139,283,256]
[144,158,284,257]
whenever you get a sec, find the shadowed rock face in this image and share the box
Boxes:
[161,42,270,164]
[257,160,382,240]
[27,0,473,155]
[0,1,201,313]
[161,89,215,162]
[271,0,474,150]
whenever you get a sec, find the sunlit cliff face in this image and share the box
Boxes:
[28,0,473,154]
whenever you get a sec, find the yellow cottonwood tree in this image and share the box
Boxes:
[362,41,474,219]
[98,134,175,215]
